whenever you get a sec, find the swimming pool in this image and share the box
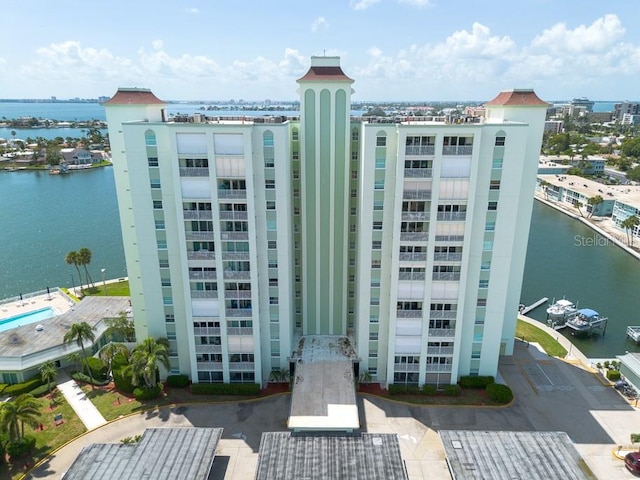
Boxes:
[0,307,58,333]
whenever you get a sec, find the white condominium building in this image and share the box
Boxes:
[104,56,547,387]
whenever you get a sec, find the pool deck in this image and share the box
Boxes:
[0,290,73,326]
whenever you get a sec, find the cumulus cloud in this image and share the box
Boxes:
[311,16,329,33]
[532,14,624,54]
[350,0,381,10]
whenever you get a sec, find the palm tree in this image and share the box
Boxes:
[587,195,604,218]
[539,180,550,200]
[65,250,83,294]
[573,200,584,218]
[39,360,58,395]
[0,394,40,442]
[621,215,640,246]
[63,322,96,388]
[104,311,135,342]
[67,352,82,373]
[129,337,170,389]
[77,247,94,288]
[99,342,129,379]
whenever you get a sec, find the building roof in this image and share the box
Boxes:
[63,428,223,480]
[255,432,408,480]
[538,173,640,206]
[440,430,595,480]
[102,88,166,106]
[485,89,549,107]
[297,66,354,82]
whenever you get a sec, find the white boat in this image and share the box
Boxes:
[565,308,608,336]
[546,298,577,329]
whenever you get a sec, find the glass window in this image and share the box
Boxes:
[376,136,386,147]
[147,157,158,167]
[266,201,276,210]
[153,200,163,209]
[265,179,275,189]
[495,136,505,147]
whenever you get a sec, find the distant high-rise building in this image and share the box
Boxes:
[570,97,594,113]
[614,102,640,121]
[104,57,547,387]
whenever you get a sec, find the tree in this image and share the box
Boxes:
[63,322,97,388]
[621,215,640,246]
[67,352,82,373]
[104,311,135,342]
[99,342,129,378]
[77,247,94,288]
[65,250,83,294]
[587,195,604,218]
[626,165,640,182]
[129,337,170,389]
[573,200,584,217]
[39,361,58,395]
[539,180,550,200]
[621,137,640,159]
[0,394,40,442]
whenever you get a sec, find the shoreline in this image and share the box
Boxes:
[533,194,640,261]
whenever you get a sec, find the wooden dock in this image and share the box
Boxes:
[520,297,549,315]
[627,326,640,343]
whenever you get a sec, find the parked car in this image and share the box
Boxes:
[625,452,640,474]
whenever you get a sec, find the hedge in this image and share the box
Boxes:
[166,374,189,388]
[191,383,260,395]
[460,376,495,389]
[422,384,438,396]
[133,384,163,401]
[486,383,513,404]
[71,371,111,386]
[111,352,129,370]
[443,384,462,396]
[30,383,56,397]
[606,369,622,381]
[7,436,36,460]
[113,367,135,394]
[86,357,108,380]
[3,377,44,396]
[388,384,422,395]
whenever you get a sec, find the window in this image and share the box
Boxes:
[370,315,379,324]
[376,136,387,147]
[153,200,163,209]
[145,131,157,146]
[165,314,175,323]
[148,157,158,167]
[374,179,385,190]
[489,180,501,190]
[372,240,382,249]
[268,260,278,268]
[269,278,278,286]
[352,130,359,141]
[293,189,300,198]
[292,129,299,141]
[373,221,383,230]
[488,201,498,211]
[159,259,169,268]
[350,224,356,233]
[264,158,274,168]
[292,170,299,179]
[373,200,384,211]
[351,170,358,179]
[269,297,279,305]
[266,201,276,210]
[479,279,489,289]
[155,220,165,230]
[350,188,357,198]
[350,207,356,216]
[477,299,487,307]
[351,151,359,161]
[265,179,275,189]
[371,259,381,269]
[369,332,379,340]
[150,179,161,189]
[157,239,167,249]
[492,158,503,169]
[268,240,277,249]
[495,136,505,147]
[375,157,385,169]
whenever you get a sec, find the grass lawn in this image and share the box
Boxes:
[0,390,85,480]
[84,280,130,297]
[515,319,568,358]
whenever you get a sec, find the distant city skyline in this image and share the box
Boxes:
[2,1,640,101]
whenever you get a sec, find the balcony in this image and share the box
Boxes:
[426,346,454,356]
[429,310,457,320]
[428,328,456,338]
[219,211,248,221]
[223,270,251,280]
[227,327,254,335]
[185,231,215,241]
[225,290,252,299]
[434,235,464,242]
[189,270,217,280]
[404,168,433,178]
[187,251,215,261]
[229,362,255,371]
[432,272,461,281]
[405,146,435,156]
[190,290,218,299]
[180,167,210,177]
[193,327,221,336]
[221,251,250,261]
[218,189,247,199]
[195,344,222,354]
[220,231,249,241]
[225,308,253,318]
[183,210,213,220]
[403,190,431,200]
[399,252,427,262]
[396,309,423,318]
[401,212,429,222]
[436,212,466,221]
[425,363,453,373]
[433,253,462,262]
[196,361,223,370]
[398,271,426,281]
[442,145,472,156]
[393,363,420,372]
[400,232,428,242]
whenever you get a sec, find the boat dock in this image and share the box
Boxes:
[627,326,640,343]
[520,297,549,315]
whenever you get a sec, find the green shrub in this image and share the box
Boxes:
[191,383,260,395]
[443,384,462,396]
[85,357,108,380]
[4,377,44,396]
[113,367,135,394]
[388,384,421,395]
[29,383,55,397]
[486,383,513,404]
[111,352,129,370]
[606,369,621,381]
[71,371,110,386]
[7,435,36,459]
[133,384,163,401]
[460,376,495,389]
[166,374,189,388]
[422,384,438,396]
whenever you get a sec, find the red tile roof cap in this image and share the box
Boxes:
[485,89,548,107]
[103,88,166,105]
[298,66,354,83]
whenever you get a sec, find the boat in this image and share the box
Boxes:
[565,308,608,336]
[546,298,577,329]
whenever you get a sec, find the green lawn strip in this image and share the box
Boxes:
[83,280,130,297]
[374,388,502,406]
[515,319,568,358]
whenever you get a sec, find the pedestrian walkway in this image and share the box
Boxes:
[56,370,107,430]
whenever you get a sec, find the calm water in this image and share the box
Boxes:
[0,167,126,298]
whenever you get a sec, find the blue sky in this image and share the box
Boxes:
[2,0,639,102]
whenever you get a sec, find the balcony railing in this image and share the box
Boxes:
[224,290,252,299]
[400,232,429,242]
[434,235,465,242]
[193,327,221,336]
[432,272,461,281]
[404,168,433,178]
[219,211,248,220]
[403,190,431,200]
[189,271,217,280]
[399,252,427,262]
[425,363,453,373]
[405,146,435,156]
[179,167,210,177]
[442,145,473,156]
[190,290,218,299]
[187,251,215,260]
[428,328,456,337]
[228,362,255,371]
[433,253,462,262]
[185,231,215,241]
[221,251,250,261]
[227,327,254,335]
[218,190,247,199]
[436,212,466,221]
[398,271,426,281]
[401,212,429,221]
[225,308,253,317]
[196,361,223,370]
[183,210,213,220]
[223,270,251,280]
[220,231,249,241]
[393,363,420,372]
[429,310,457,320]
[396,309,423,318]
[427,347,454,356]
[195,344,222,354]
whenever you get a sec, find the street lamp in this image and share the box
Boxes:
[70,273,76,296]
[101,268,107,296]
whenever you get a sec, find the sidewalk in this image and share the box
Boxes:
[56,370,107,431]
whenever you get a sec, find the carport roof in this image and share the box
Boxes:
[440,430,596,480]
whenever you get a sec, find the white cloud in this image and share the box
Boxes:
[350,0,381,10]
[311,17,329,33]
[397,0,432,7]
[185,7,199,14]
[532,14,624,54]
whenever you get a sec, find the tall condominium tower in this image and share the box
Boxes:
[105,56,547,387]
